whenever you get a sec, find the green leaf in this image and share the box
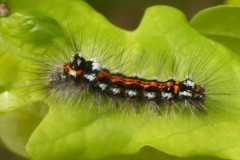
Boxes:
[190,6,240,53]
[0,101,48,157]
[1,1,240,160]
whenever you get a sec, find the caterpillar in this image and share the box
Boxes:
[28,31,235,116]
[48,53,205,114]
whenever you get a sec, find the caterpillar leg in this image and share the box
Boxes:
[192,101,207,114]
[148,101,161,115]
[129,98,140,113]
[93,91,101,105]
[111,96,120,110]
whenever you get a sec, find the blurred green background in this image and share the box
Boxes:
[0,0,229,160]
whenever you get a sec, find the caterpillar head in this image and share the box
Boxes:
[49,53,86,87]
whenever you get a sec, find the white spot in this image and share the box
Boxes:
[90,58,100,71]
[77,59,81,66]
[162,92,172,100]
[69,70,77,77]
[195,94,203,98]
[76,51,82,56]
[126,90,137,97]
[60,74,66,80]
[179,91,192,97]
[110,87,120,95]
[98,83,107,90]
[143,92,156,99]
[183,79,195,88]
[84,74,96,81]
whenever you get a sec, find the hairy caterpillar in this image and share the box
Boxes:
[28,31,236,116]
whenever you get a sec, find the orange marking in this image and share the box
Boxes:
[97,70,112,79]
[123,78,140,84]
[64,64,71,72]
[166,81,173,87]
[150,82,158,85]
[173,81,179,94]
[64,64,83,76]
[96,69,167,88]
[76,70,82,76]
[112,76,124,82]
[96,69,181,90]
[195,86,201,93]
